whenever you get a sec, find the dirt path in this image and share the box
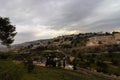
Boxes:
[77,67,120,80]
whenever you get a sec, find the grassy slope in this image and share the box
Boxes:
[22,67,110,80]
[0,61,110,80]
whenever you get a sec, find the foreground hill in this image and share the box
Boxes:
[0,61,110,80]
[23,67,111,80]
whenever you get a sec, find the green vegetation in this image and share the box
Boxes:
[0,61,110,80]
[73,53,120,76]
[23,67,110,80]
[0,61,25,80]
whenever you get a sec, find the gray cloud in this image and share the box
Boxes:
[47,0,103,29]
[0,0,103,27]
[0,0,120,44]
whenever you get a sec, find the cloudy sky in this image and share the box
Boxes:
[0,0,120,44]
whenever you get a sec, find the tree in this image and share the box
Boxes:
[0,17,17,47]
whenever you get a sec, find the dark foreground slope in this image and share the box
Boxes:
[0,61,110,80]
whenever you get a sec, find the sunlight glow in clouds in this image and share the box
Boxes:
[14,25,79,44]
[35,29,79,38]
